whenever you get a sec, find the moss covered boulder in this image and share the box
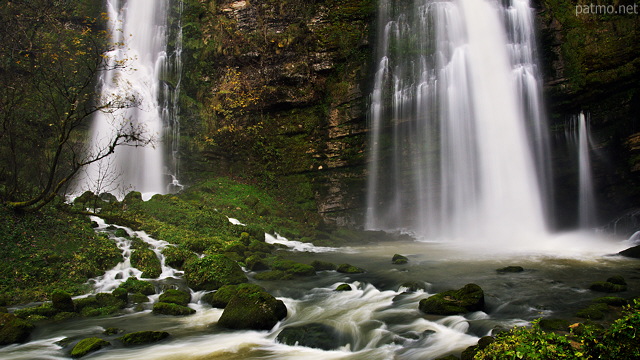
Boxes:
[336,263,366,274]
[590,276,627,293]
[496,266,524,273]
[71,337,110,358]
[118,277,155,295]
[418,284,485,315]
[75,293,126,317]
[276,323,349,350]
[119,331,169,345]
[158,289,191,306]
[204,283,265,308]
[392,254,408,265]
[0,313,35,344]
[184,254,247,291]
[161,246,197,270]
[336,284,352,291]
[52,290,75,312]
[152,302,196,316]
[271,259,316,277]
[218,290,287,330]
[311,260,337,271]
[130,247,162,279]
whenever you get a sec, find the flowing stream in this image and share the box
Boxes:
[1,221,638,360]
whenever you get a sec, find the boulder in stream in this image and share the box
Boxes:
[158,289,191,306]
[218,289,287,330]
[118,331,170,345]
[118,277,155,295]
[70,337,110,358]
[204,283,265,308]
[0,313,34,345]
[336,263,366,274]
[589,276,627,293]
[152,302,196,316]
[418,283,485,315]
[276,322,349,350]
[392,254,409,264]
[184,254,248,291]
[52,290,75,312]
[619,244,640,258]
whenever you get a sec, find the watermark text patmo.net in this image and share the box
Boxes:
[576,4,638,16]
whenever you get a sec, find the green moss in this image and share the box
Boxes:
[418,284,485,316]
[254,270,294,281]
[205,283,265,308]
[183,254,247,291]
[0,313,34,345]
[71,337,109,358]
[336,263,365,274]
[117,277,155,295]
[152,302,196,316]
[118,331,170,346]
[158,289,191,306]
[335,284,352,291]
[130,247,162,279]
[271,259,316,277]
[311,260,336,271]
[217,290,287,330]
[391,254,408,265]
[162,246,197,269]
[0,206,122,304]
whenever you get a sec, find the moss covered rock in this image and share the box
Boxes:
[336,263,365,274]
[392,254,408,265]
[161,246,197,270]
[496,266,524,273]
[335,283,352,291]
[71,337,109,358]
[271,259,316,277]
[218,290,287,330]
[0,313,35,344]
[184,254,248,291]
[253,270,294,281]
[118,331,169,345]
[130,247,162,279]
[589,281,627,293]
[205,283,265,308]
[52,290,75,312]
[118,277,155,295]
[75,293,126,317]
[245,255,270,271]
[152,302,196,316]
[418,284,485,315]
[158,289,191,306]
[311,260,337,271]
[276,322,349,350]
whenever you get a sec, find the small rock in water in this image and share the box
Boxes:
[118,331,169,346]
[336,263,365,274]
[496,266,524,273]
[335,283,352,291]
[418,283,485,315]
[70,337,110,358]
[392,254,409,265]
[276,323,349,350]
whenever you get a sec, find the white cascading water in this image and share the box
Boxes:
[564,112,596,228]
[75,0,182,200]
[366,0,549,244]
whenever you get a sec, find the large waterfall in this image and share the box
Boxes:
[75,0,182,200]
[366,0,550,243]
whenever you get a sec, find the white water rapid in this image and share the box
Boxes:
[74,0,182,200]
[366,0,550,244]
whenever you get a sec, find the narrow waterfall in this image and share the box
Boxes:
[75,0,182,200]
[366,0,549,242]
[577,113,596,228]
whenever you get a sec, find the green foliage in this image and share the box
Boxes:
[71,337,110,358]
[130,247,162,279]
[0,206,121,304]
[474,320,581,359]
[117,277,155,296]
[183,254,248,291]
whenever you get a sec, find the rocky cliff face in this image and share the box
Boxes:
[180,0,640,229]
[180,0,374,226]
[536,0,640,227]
